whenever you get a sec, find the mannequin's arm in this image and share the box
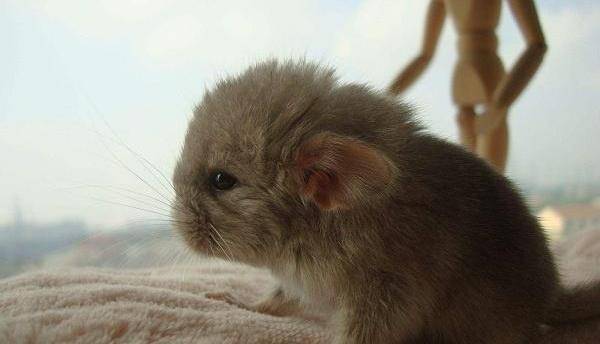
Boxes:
[388,0,446,95]
[492,0,547,109]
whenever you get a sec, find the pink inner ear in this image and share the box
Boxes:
[295,134,392,210]
[303,170,343,210]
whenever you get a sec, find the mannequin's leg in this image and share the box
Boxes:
[456,106,477,152]
[476,114,508,174]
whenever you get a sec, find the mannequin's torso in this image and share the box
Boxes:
[445,0,506,106]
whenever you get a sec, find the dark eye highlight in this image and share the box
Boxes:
[209,171,237,191]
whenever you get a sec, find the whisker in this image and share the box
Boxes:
[147,242,176,273]
[98,188,174,215]
[75,232,146,264]
[117,236,155,269]
[28,18,185,273]
[162,243,186,269]
[85,197,174,218]
[178,247,198,283]
[122,218,190,227]
[171,246,189,279]
[75,84,176,200]
[57,184,186,213]
[209,223,234,263]
[210,231,232,263]
[77,116,174,205]
[98,119,177,197]
[103,143,174,205]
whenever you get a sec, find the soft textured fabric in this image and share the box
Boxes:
[0,262,330,344]
[1,229,600,344]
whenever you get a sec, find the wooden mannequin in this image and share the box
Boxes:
[389,0,547,173]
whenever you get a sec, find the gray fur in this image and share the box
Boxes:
[172,60,600,343]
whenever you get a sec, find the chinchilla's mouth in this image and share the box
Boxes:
[180,225,217,255]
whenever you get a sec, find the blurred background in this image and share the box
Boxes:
[1,0,599,278]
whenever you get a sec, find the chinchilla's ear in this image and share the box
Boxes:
[292,132,394,210]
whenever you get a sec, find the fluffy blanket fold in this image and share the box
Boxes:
[0,263,330,343]
[1,228,600,343]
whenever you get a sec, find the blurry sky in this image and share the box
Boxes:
[1,0,599,227]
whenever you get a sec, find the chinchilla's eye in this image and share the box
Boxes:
[209,171,237,191]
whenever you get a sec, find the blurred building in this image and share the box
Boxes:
[538,203,600,241]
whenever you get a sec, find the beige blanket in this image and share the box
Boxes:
[1,229,600,344]
[0,263,330,344]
